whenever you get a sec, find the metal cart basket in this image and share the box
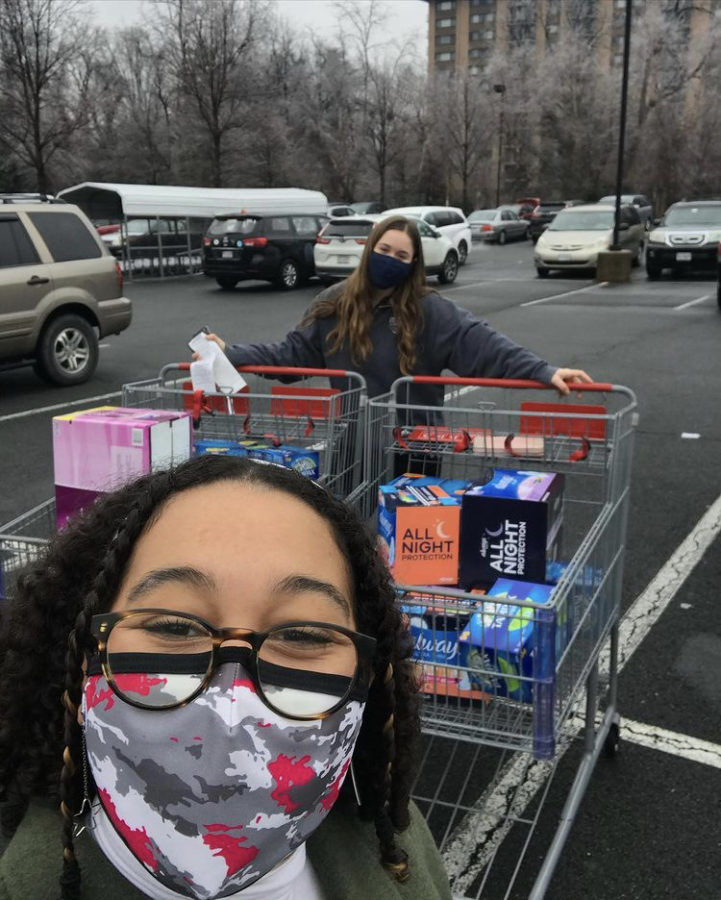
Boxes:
[122,363,368,502]
[365,376,637,898]
[0,499,56,604]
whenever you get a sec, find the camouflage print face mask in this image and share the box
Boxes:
[82,664,366,899]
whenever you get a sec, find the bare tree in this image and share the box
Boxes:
[0,0,99,192]
[433,73,490,212]
[111,28,174,183]
[158,0,263,187]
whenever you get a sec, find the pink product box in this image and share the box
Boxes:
[52,407,193,527]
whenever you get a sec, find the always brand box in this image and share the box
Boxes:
[401,594,488,700]
[459,469,564,589]
[52,407,193,527]
[459,578,554,703]
[378,476,470,585]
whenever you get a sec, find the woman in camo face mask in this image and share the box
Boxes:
[0,457,452,900]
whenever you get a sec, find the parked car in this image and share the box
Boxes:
[202,212,327,290]
[645,200,721,279]
[515,196,541,220]
[468,208,528,244]
[327,203,356,218]
[534,203,645,277]
[599,194,653,230]
[350,201,384,214]
[313,215,459,285]
[0,200,132,384]
[380,206,472,265]
[527,200,586,243]
[102,217,205,257]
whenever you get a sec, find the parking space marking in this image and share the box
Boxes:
[0,391,122,423]
[443,489,721,890]
[674,294,711,310]
[521,282,607,306]
[622,719,721,770]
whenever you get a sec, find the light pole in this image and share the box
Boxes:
[493,83,506,207]
[611,0,633,250]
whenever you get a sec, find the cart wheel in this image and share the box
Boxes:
[603,721,620,758]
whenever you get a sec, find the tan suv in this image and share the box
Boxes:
[0,200,132,385]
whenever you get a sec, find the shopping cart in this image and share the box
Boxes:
[121,363,368,502]
[364,376,638,898]
[0,499,56,605]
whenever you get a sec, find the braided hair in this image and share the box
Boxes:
[0,456,420,897]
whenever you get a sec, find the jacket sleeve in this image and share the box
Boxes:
[224,320,326,372]
[427,294,557,384]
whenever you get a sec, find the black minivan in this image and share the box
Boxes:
[202,213,327,290]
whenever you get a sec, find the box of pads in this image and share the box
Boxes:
[248,444,320,480]
[378,476,469,585]
[401,593,489,700]
[459,578,555,703]
[459,469,564,589]
[52,407,193,526]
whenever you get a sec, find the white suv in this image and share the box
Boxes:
[380,206,472,265]
[313,216,459,284]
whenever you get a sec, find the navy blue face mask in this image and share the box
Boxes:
[368,250,413,289]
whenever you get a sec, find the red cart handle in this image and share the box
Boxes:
[169,362,360,379]
[400,376,615,392]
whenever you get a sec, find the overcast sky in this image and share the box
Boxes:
[86,0,428,58]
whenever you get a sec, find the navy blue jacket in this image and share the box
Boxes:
[224,288,556,408]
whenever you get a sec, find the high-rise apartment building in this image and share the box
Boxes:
[426,0,715,76]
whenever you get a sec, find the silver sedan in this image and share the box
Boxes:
[467,207,529,244]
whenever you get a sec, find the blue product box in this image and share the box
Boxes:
[401,594,487,700]
[248,445,320,480]
[194,438,251,457]
[459,578,555,703]
[459,469,564,590]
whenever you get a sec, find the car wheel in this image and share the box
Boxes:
[36,313,99,386]
[276,259,300,290]
[437,252,459,284]
[216,276,238,290]
[536,266,549,278]
[646,263,661,280]
[498,230,507,246]
[457,241,468,265]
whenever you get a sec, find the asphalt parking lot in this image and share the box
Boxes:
[1,240,720,898]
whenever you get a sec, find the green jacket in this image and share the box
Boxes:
[0,796,452,900]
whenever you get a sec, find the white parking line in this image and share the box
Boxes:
[0,391,122,423]
[600,489,721,672]
[622,719,721,770]
[674,294,710,310]
[443,489,721,889]
[521,282,608,306]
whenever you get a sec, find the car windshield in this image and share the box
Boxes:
[325,221,374,237]
[469,210,496,221]
[664,206,721,227]
[548,210,613,231]
[208,217,259,235]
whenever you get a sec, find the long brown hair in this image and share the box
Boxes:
[302,216,433,374]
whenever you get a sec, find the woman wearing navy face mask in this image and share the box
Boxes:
[198,215,592,405]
